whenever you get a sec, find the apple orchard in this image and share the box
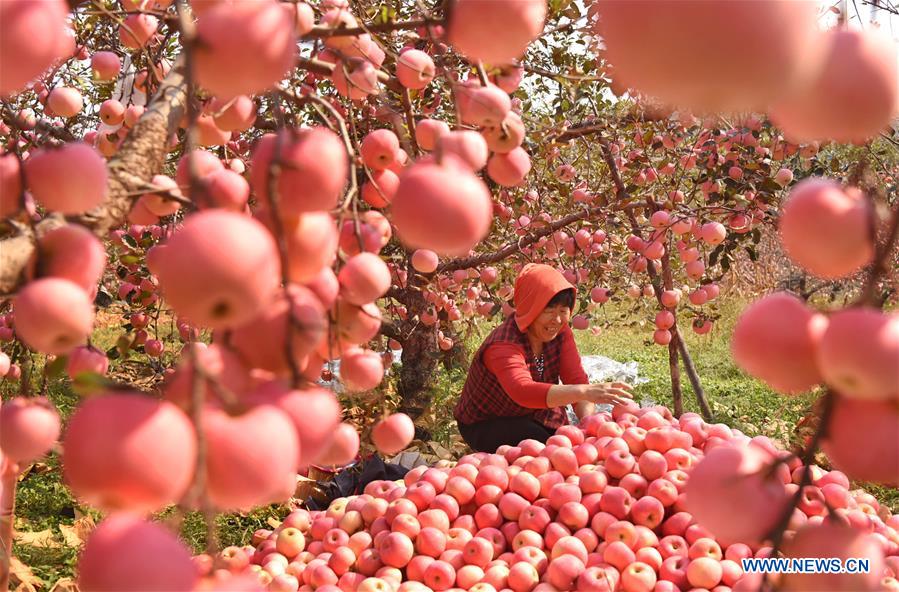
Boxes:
[1,0,899,591]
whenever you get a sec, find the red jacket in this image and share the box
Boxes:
[453,316,588,428]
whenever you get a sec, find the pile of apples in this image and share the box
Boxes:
[109,404,899,592]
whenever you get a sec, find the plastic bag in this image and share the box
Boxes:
[567,355,654,423]
[318,349,402,394]
[321,351,651,407]
[580,354,651,387]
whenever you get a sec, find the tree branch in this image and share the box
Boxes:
[549,122,605,144]
[435,139,651,274]
[0,55,188,295]
[302,18,444,40]
[0,106,77,143]
[296,56,397,90]
[522,64,607,84]
[378,319,404,343]
[437,204,607,272]
[760,390,836,592]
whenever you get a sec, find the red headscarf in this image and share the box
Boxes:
[513,263,577,332]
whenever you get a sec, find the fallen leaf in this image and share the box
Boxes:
[14,528,60,548]
[9,557,44,590]
[58,524,82,548]
[16,463,52,482]
[427,441,453,460]
[73,514,96,542]
[49,578,78,592]
[266,517,282,529]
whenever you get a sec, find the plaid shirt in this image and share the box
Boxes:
[454,316,571,429]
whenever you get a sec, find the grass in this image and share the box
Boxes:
[6,295,898,587]
[10,381,85,587]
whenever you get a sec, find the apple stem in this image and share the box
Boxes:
[760,390,836,590]
[402,88,420,156]
[176,1,220,554]
[475,62,490,87]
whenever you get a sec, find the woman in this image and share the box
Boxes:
[454,263,633,452]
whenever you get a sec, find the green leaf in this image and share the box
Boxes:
[116,335,132,357]
[759,178,782,192]
[45,355,68,378]
[745,246,758,262]
[73,371,112,393]
[121,234,139,250]
[562,5,580,19]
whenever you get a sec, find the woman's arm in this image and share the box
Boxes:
[546,382,635,408]
[485,342,635,410]
[574,400,595,419]
[483,343,552,408]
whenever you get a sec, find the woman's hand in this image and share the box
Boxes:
[582,381,634,407]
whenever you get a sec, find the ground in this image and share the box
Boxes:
[7,296,899,588]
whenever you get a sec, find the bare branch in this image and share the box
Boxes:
[522,64,607,83]
[302,18,444,40]
[296,56,397,90]
[550,122,606,144]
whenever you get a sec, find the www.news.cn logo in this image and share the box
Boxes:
[742,557,872,574]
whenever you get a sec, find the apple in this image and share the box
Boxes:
[0,396,60,464]
[78,514,197,591]
[371,413,415,455]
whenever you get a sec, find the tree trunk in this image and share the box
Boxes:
[397,323,439,421]
[675,336,712,420]
[660,254,684,416]
[668,340,683,416]
[393,278,439,421]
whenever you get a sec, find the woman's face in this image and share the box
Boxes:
[528,303,571,343]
